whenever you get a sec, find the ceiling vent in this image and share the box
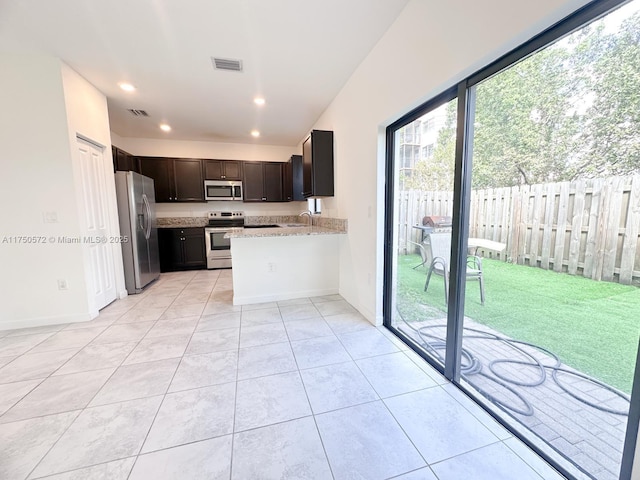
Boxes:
[127,109,149,117]
[212,57,243,72]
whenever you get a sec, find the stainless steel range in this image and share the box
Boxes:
[204,211,244,269]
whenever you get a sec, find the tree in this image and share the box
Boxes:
[471,46,583,189]
[401,10,640,191]
[572,12,640,177]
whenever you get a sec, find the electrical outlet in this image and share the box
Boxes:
[267,262,276,273]
[43,211,58,223]
[57,279,68,290]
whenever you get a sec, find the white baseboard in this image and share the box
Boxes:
[0,312,96,331]
[352,303,380,326]
[233,288,339,306]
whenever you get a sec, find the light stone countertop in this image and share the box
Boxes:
[156,217,208,228]
[156,216,347,235]
[225,224,345,238]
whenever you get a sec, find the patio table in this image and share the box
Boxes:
[468,237,506,256]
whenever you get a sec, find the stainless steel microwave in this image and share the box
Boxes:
[204,180,243,201]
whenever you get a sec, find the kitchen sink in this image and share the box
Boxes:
[244,224,279,228]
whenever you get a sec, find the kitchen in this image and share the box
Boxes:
[114,137,346,304]
[0,0,383,330]
[2,1,637,479]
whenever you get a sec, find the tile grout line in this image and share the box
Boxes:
[35,295,175,478]
[278,301,337,480]
[20,274,193,479]
[229,272,244,480]
[331,332,439,479]
[0,320,126,426]
[126,273,216,478]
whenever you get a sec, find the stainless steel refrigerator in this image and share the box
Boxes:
[115,171,161,294]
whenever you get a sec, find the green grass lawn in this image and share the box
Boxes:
[396,254,640,393]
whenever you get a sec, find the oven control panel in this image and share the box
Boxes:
[208,211,244,219]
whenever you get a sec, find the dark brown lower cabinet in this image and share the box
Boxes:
[158,227,206,272]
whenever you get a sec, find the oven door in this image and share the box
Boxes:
[204,227,232,269]
[206,229,231,251]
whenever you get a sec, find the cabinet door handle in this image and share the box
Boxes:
[262,197,266,201]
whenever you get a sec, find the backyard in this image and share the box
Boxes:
[396,253,640,394]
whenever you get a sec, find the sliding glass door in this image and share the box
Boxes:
[460,4,640,476]
[387,95,458,370]
[384,1,640,479]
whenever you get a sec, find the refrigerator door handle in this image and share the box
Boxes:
[142,194,152,240]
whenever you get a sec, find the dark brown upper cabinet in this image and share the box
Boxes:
[243,161,286,202]
[112,146,140,173]
[173,158,204,201]
[203,160,243,180]
[139,157,172,202]
[139,157,204,202]
[285,155,304,202]
[264,163,284,201]
[302,130,334,198]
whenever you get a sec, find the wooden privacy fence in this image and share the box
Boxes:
[398,175,640,285]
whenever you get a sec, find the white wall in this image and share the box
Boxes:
[0,54,89,328]
[0,55,118,329]
[231,235,340,304]
[111,133,297,162]
[154,201,304,219]
[110,134,306,218]
[61,63,126,312]
[309,0,592,324]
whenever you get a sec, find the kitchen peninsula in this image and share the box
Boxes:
[226,219,347,305]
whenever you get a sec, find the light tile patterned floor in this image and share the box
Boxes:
[0,270,565,479]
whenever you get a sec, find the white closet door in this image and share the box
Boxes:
[76,138,117,309]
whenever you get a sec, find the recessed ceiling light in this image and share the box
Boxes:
[159,124,172,132]
[250,130,260,137]
[254,97,266,106]
[118,82,136,92]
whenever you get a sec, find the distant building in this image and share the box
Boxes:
[396,106,447,189]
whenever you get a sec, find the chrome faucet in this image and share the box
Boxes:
[299,210,312,225]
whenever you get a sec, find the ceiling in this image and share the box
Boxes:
[0,0,409,146]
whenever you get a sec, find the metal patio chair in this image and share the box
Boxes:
[424,232,485,305]
[407,240,429,270]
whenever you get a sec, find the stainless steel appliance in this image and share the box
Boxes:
[204,180,243,201]
[205,211,244,269]
[115,171,161,293]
